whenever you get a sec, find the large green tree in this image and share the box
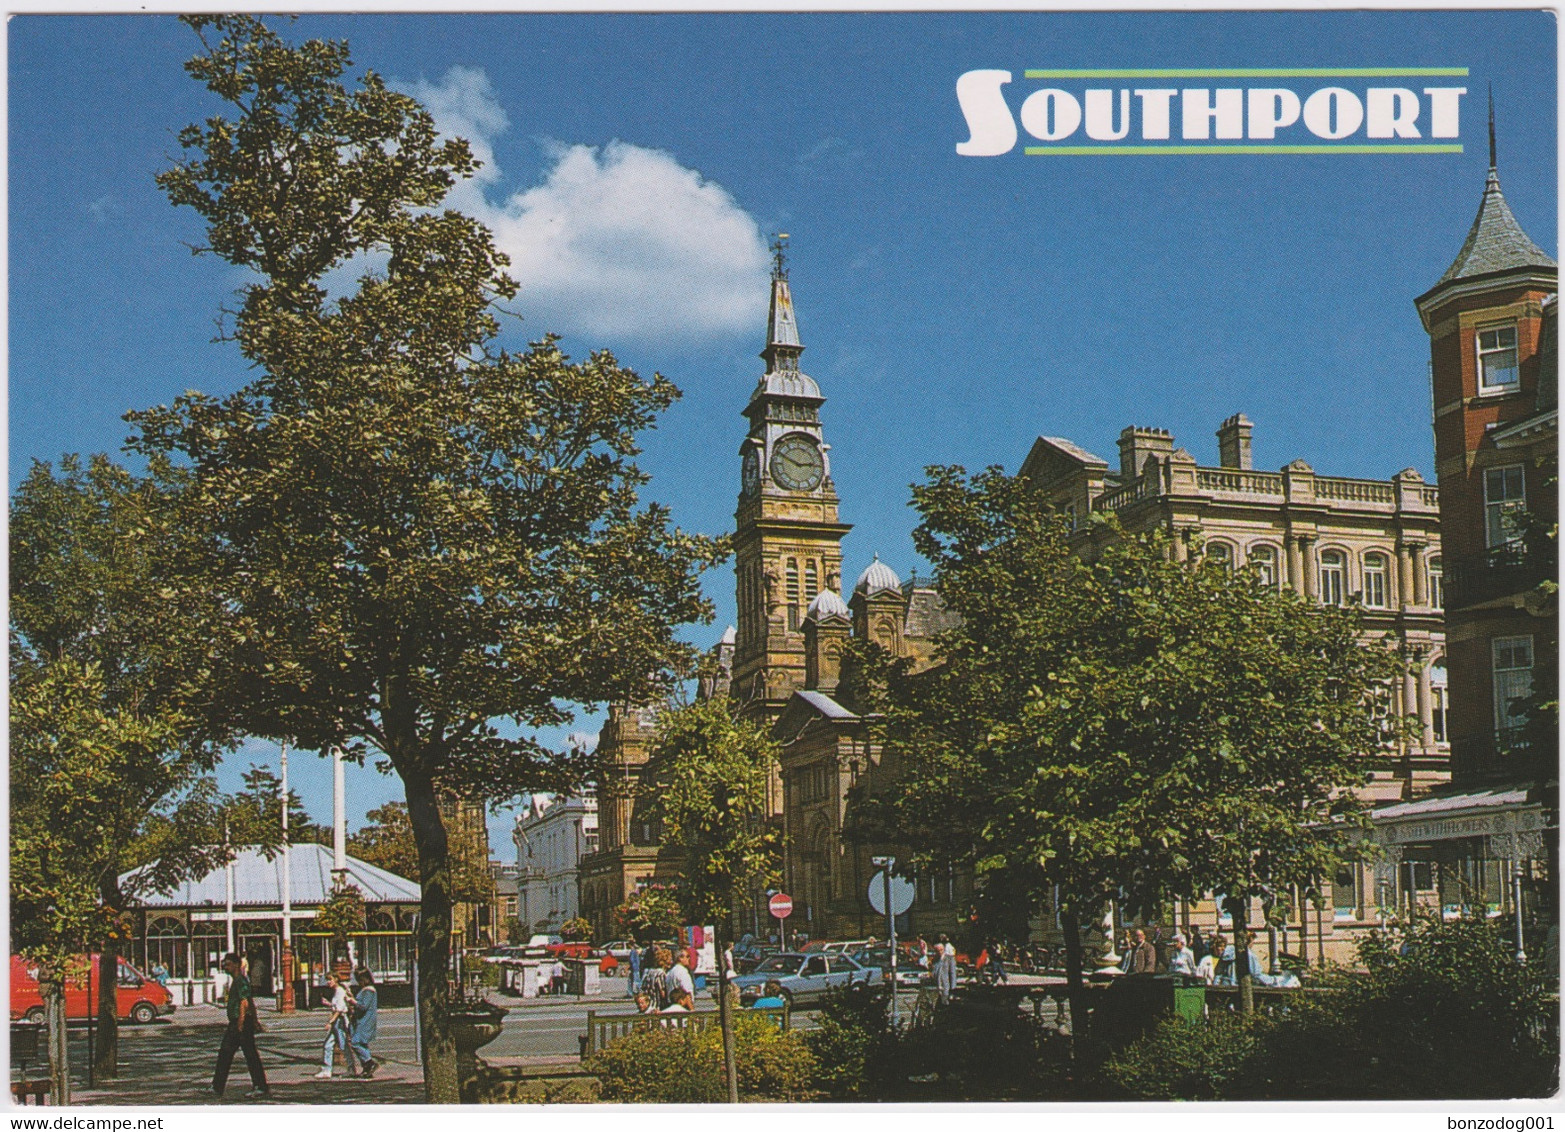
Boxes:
[871,466,1403,1032]
[641,699,782,1103]
[133,16,724,1100]
[10,455,238,1083]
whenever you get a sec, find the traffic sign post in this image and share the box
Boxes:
[769,892,793,952]
[869,859,914,1028]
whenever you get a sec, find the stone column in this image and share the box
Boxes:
[1286,534,1304,596]
[1402,541,1427,607]
[1417,656,1436,749]
[1403,667,1419,754]
[1409,542,1428,606]
[1299,536,1318,601]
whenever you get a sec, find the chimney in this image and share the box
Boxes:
[1216,414,1254,470]
[1117,426,1175,479]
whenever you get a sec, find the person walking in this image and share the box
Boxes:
[348,969,379,1079]
[640,946,672,1010]
[314,971,355,1079]
[627,941,642,997]
[667,947,696,1004]
[211,953,269,1100]
[935,934,958,1004]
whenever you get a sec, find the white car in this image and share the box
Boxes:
[600,940,638,962]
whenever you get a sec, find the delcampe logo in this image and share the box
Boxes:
[956,68,1469,155]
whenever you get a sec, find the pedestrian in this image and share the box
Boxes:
[640,946,672,1009]
[1196,934,1226,984]
[1167,934,1197,977]
[150,961,169,986]
[627,941,642,997]
[989,939,1009,984]
[935,934,957,1004]
[750,979,787,1010]
[667,947,696,1004]
[1189,924,1209,963]
[660,986,694,1014]
[914,936,930,971]
[1127,928,1157,974]
[349,968,379,1079]
[211,952,269,1100]
[314,971,355,1079]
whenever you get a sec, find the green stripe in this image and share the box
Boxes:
[1023,144,1464,155]
[1021,68,1469,79]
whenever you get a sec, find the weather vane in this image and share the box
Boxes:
[770,233,790,281]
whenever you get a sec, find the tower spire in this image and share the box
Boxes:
[762,232,804,372]
[1488,83,1497,172]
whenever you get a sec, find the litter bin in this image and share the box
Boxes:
[1172,979,1205,1024]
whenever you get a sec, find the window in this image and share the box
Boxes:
[1362,552,1389,608]
[1248,545,1279,589]
[1492,636,1534,732]
[1319,550,1346,606]
[146,916,189,979]
[1428,556,1444,610]
[1431,661,1449,743]
[786,558,801,630]
[1484,465,1526,549]
[805,559,819,602]
[1206,541,1234,572]
[1062,503,1078,532]
[1477,324,1520,394]
[1332,867,1360,922]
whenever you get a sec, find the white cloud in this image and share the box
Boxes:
[404,68,769,343]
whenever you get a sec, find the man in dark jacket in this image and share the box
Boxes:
[212,953,269,1099]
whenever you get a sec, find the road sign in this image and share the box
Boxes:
[768,892,794,920]
[867,871,915,916]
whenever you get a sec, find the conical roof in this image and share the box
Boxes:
[805,589,850,621]
[1432,168,1555,288]
[854,554,902,596]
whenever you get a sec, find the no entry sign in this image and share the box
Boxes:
[768,892,794,920]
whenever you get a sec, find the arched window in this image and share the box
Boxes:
[1362,552,1389,608]
[1428,556,1444,610]
[1248,545,1279,590]
[805,559,819,601]
[1430,660,1449,744]
[1320,550,1346,606]
[146,915,189,980]
[1206,541,1234,572]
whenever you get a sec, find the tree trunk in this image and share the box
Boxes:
[94,876,123,1078]
[401,762,460,1103]
[42,973,69,1106]
[94,948,118,1078]
[716,920,739,1103]
[1227,896,1254,1016]
[1061,907,1089,1048]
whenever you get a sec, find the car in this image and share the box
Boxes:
[482,946,530,965]
[599,940,638,962]
[11,955,175,1025]
[729,951,882,1007]
[848,944,927,988]
[731,940,775,974]
[544,940,593,960]
[521,933,561,958]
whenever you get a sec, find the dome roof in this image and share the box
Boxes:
[754,368,822,401]
[805,589,850,621]
[854,555,902,596]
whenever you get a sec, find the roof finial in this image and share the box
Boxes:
[1488,83,1497,172]
[770,232,790,282]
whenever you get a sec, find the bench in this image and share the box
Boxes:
[580,1005,790,1056]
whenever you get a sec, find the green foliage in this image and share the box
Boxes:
[803,988,891,1099]
[314,884,368,943]
[585,1013,815,1102]
[640,700,782,928]
[346,802,421,882]
[561,916,592,942]
[1105,915,1559,1100]
[876,465,1402,966]
[612,885,685,943]
[223,764,332,849]
[142,16,726,1098]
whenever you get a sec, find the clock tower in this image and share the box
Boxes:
[732,237,852,724]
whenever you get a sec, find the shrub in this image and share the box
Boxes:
[805,987,891,1099]
[585,1012,816,1102]
[1105,915,1558,1100]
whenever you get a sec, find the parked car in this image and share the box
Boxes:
[849,944,927,988]
[521,933,561,958]
[599,940,638,962]
[482,946,530,965]
[544,940,593,959]
[729,952,882,1007]
[11,955,175,1025]
[732,940,775,974]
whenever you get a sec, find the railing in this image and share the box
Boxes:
[1315,477,1395,504]
[1421,486,1442,508]
[1196,469,1285,496]
[1444,543,1556,610]
[581,1005,790,1056]
[1094,477,1156,512]
[1450,728,1543,782]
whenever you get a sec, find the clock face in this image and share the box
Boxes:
[770,434,824,491]
[741,448,760,494]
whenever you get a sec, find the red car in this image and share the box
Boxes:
[11,955,176,1025]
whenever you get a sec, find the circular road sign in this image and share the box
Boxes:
[769,892,794,920]
[867,871,916,917]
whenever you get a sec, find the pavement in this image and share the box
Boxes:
[47,972,815,1106]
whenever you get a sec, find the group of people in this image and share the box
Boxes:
[209,951,381,1101]
[631,944,700,1016]
[1115,926,1300,987]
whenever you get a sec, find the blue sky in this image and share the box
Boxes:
[10,11,1557,856]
